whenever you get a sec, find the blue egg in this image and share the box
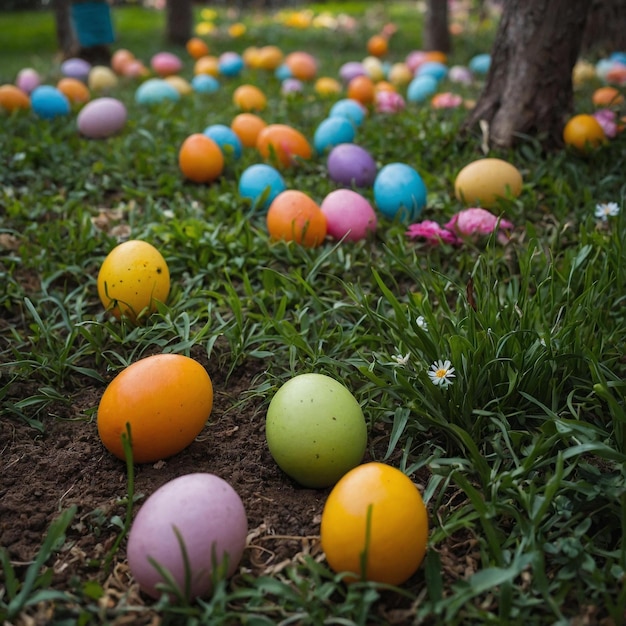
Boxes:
[313,116,356,154]
[218,53,244,77]
[329,98,366,127]
[203,124,242,160]
[373,163,427,222]
[416,61,448,82]
[30,85,70,119]
[406,75,438,103]
[609,51,626,66]
[135,78,180,105]
[469,53,491,75]
[191,74,219,94]
[275,63,293,80]
[238,164,287,211]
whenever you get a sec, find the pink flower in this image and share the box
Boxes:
[445,207,514,243]
[593,108,618,138]
[375,90,406,114]
[406,220,460,245]
[431,92,464,109]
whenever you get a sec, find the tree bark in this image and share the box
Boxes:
[166,0,193,46]
[461,0,591,150]
[423,0,450,53]
[582,0,626,55]
[54,0,76,58]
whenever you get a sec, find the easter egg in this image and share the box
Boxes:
[454,158,523,207]
[0,85,30,112]
[164,75,193,95]
[313,116,356,154]
[266,190,327,247]
[151,51,183,76]
[111,49,135,74]
[238,163,286,211]
[135,78,181,105]
[374,163,427,221]
[562,114,606,153]
[60,57,91,82]
[230,113,267,148]
[194,55,220,76]
[320,462,428,585]
[275,63,293,81]
[203,124,242,160]
[191,74,219,94]
[77,97,126,139]
[256,124,312,168]
[320,189,377,241]
[127,473,247,599]
[233,84,267,111]
[281,78,303,95]
[416,61,448,82]
[97,239,170,322]
[407,75,438,102]
[327,143,377,188]
[57,77,90,104]
[97,354,213,464]
[257,45,284,70]
[285,51,318,81]
[218,52,244,77]
[367,34,389,57]
[30,86,70,119]
[122,59,149,78]
[88,65,118,91]
[16,68,40,94]
[186,37,210,59]
[347,75,376,105]
[406,50,428,73]
[265,373,367,488]
[448,65,473,85]
[315,76,342,96]
[469,53,491,75]
[362,56,385,82]
[179,133,224,183]
[329,98,367,127]
[592,86,624,106]
[339,61,366,83]
[388,62,413,87]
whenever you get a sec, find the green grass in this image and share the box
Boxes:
[1,2,626,624]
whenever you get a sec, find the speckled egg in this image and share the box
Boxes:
[77,97,127,139]
[327,143,377,188]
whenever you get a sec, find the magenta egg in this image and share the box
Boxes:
[320,189,377,241]
[327,143,378,188]
[151,51,183,77]
[127,473,248,600]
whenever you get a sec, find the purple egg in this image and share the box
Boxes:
[16,68,41,94]
[61,58,91,82]
[339,61,366,83]
[327,143,378,188]
[281,78,303,95]
[320,189,377,241]
[77,97,127,139]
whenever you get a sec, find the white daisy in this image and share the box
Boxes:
[416,315,429,331]
[594,202,620,220]
[391,352,410,366]
[428,359,456,387]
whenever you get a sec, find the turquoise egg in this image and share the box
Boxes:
[30,85,70,119]
[192,74,219,94]
[469,53,491,75]
[313,116,356,154]
[275,63,292,80]
[218,52,244,77]
[416,61,448,82]
[135,78,180,105]
[329,98,366,127]
[238,164,286,211]
[203,124,242,160]
[406,75,438,102]
[373,163,427,222]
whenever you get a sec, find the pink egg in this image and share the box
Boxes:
[77,97,127,139]
[320,189,377,241]
[151,51,183,77]
[16,68,41,94]
[127,473,248,600]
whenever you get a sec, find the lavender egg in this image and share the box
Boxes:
[327,143,377,188]
[16,68,41,94]
[77,97,127,139]
[61,58,91,82]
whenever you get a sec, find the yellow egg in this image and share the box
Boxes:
[164,75,193,95]
[388,62,413,87]
[97,240,170,322]
[454,158,523,208]
[362,56,385,82]
[314,76,341,96]
[88,65,118,92]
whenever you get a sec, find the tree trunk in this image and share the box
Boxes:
[582,0,626,55]
[54,0,76,58]
[461,0,591,150]
[423,0,450,53]
[166,0,193,46]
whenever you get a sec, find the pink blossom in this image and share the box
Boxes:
[431,92,464,109]
[375,90,406,114]
[406,220,460,245]
[445,207,514,243]
[593,108,618,138]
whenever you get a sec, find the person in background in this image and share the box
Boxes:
[70,0,115,65]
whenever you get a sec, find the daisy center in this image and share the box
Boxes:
[435,369,447,378]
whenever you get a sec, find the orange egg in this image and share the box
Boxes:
[0,84,30,112]
[233,84,267,111]
[347,75,376,105]
[242,46,262,68]
[423,50,447,64]
[111,49,135,74]
[592,86,624,107]
[266,190,327,247]
[257,45,284,70]
[256,124,312,168]
[57,77,90,104]
[320,462,429,585]
[97,353,213,463]
[285,51,318,81]
[314,77,342,96]
[231,112,267,148]
[178,133,224,183]
[563,113,606,152]
[97,240,171,323]
[194,55,220,77]
[367,34,389,57]
[186,37,210,59]
[375,80,396,93]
